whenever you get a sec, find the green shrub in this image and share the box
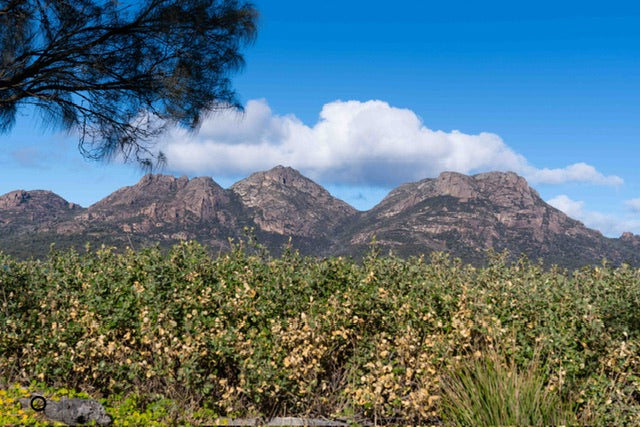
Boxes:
[1,241,639,424]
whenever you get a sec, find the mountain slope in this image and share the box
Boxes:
[337,171,635,267]
[0,190,85,258]
[0,168,638,267]
[85,174,234,225]
[70,174,251,250]
[0,190,82,233]
[231,166,357,238]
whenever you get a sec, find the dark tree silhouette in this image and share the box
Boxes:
[0,0,257,166]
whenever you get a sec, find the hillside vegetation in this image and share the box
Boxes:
[1,240,639,425]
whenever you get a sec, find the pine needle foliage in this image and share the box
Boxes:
[0,0,257,166]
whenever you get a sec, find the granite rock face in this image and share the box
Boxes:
[230,166,357,237]
[0,190,82,233]
[84,174,232,224]
[59,173,248,251]
[620,231,640,246]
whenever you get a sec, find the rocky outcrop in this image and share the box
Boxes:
[20,395,112,425]
[620,232,640,248]
[0,189,81,214]
[230,166,357,237]
[0,190,82,232]
[85,174,231,223]
[64,174,248,250]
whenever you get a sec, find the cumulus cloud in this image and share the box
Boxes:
[161,98,623,187]
[548,195,640,237]
[527,163,623,186]
[547,195,585,219]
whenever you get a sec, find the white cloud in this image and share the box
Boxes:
[626,198,640,213]
[548,195,640,237]
[527,163,624,186]
[161,98,623,188]
[547,195,585,219]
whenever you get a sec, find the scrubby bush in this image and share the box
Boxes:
[1,241,639,424]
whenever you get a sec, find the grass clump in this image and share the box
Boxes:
[441,346,575,425]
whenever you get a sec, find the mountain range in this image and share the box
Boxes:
[1,165,639,268]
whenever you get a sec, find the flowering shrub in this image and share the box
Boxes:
[1,241,639,424]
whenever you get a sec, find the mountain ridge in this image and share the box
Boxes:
[0,166,638,268]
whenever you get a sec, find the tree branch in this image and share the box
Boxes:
[0,0,257,165]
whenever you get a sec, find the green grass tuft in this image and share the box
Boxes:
[441,346,575,426]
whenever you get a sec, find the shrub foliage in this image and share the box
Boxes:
[1,241,639,424]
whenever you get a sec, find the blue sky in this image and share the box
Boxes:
[1,1,640,237]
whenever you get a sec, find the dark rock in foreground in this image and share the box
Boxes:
[20,395,112,425]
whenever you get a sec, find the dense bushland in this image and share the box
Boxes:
[1,240,639,425]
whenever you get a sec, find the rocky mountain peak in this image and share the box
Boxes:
[261,165,306,185]
[433,171,477,200]
[376,171,541,218]
[232,165,328,197]
[345,170,613,266]
[0,189,80,211]
[91,174,190,209]
[175,176,231,218]
[85,174,231,227]
[0,189,81,233]
[433,171,538,205]
[136,173,190,190]
[0,190,31,208]
[231,165,357,237]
